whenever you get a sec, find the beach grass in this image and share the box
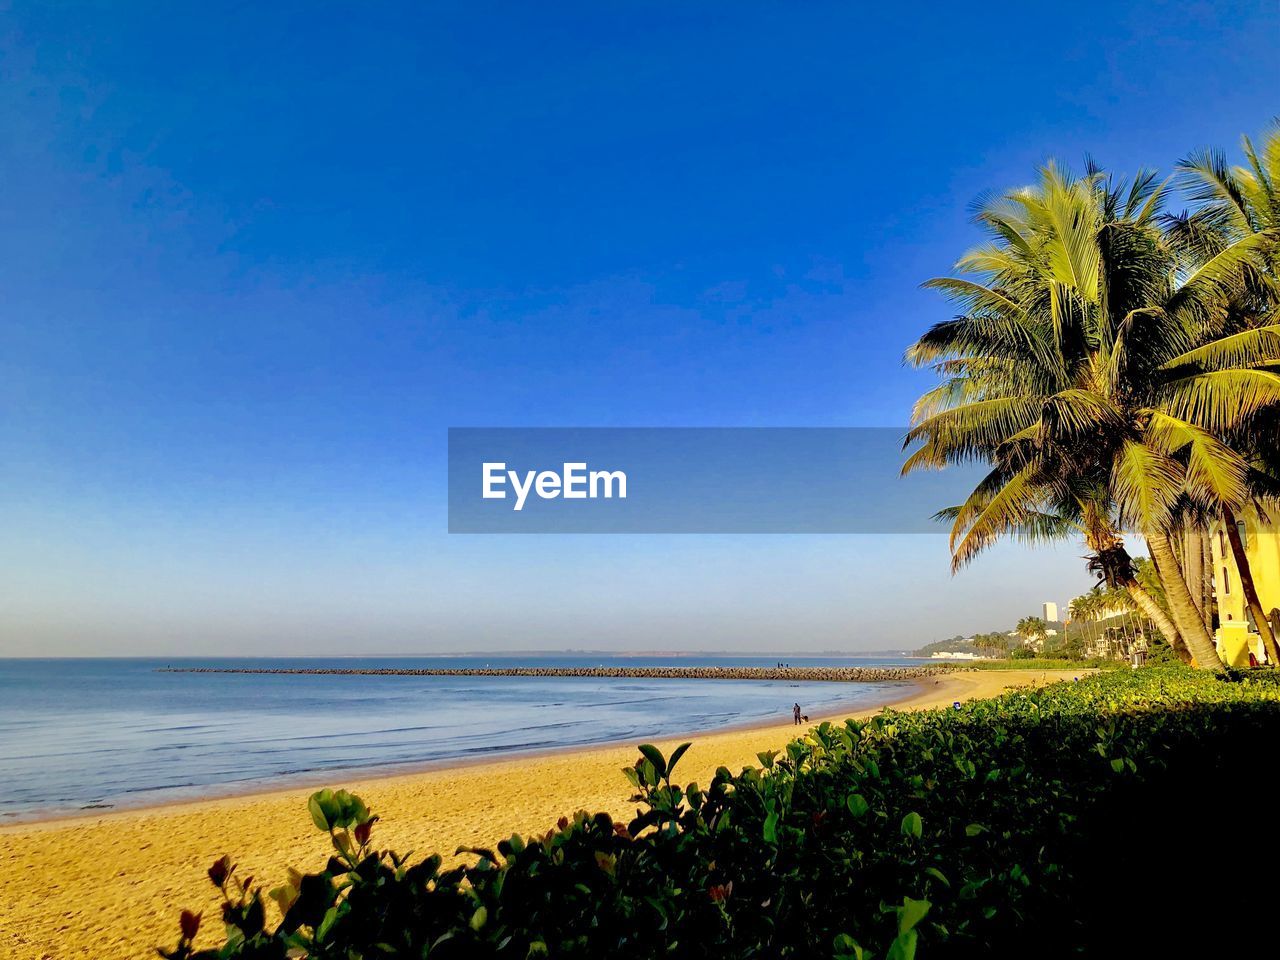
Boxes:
[962,657,1124,671]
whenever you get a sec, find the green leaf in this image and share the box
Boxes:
[308,789,337,832]
[639,758,658,788]
[833,933,864,960]
[965,823,986,837]
[317,905,340,942]
[763,811,779,843]
[1110,758,1125,773]
[666,742,692,777]
[901,811,923,839]
[637,744,667,779]
[898,896,931,934]
[886,929,918,960]
[846,793,870,817]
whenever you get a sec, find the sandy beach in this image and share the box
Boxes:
[0,669,1082,959]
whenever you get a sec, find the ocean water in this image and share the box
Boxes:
[0,655,917,822]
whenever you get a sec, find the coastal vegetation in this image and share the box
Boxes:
[913,633,1016,658]
[916,581,1164,663]
[1013,616,1047,646]
[163,667,1280,958]
[904,125,1280,669]
[1066,581,1166,659]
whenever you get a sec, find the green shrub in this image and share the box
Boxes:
[162,668,1280,959]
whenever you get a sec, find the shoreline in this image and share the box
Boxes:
[0,676,928,830]
[0,668,1085,959]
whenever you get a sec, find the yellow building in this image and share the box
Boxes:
[1209,512,1280,666]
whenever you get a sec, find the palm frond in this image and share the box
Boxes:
[1110,440,1183,530]
[903,397,1042,464]
[1168,229,1275,317]
[904,312,1055,374]
[949,466,1046,570]
[1039,388,1125,438]
[919,277,1025,318]
[1125,170,1170,224]
[1158,368,1280,433]
[1160,322,1280,373]
[1177,147,1253,234]
[1143,411,1250,509]
[1040,174,1101,299]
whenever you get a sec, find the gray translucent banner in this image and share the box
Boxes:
[448,428,984,534]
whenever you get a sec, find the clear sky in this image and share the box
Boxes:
[2,2,1278,656]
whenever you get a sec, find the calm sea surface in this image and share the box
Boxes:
[0,655,917,822]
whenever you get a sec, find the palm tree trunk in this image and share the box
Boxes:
[1147,530,1224,669]
[1200,531,1215,633]
[1122,580,1190,663]
[1222,507,1280,666]
[1183,528,1205,621]
[1143,547,1192,663]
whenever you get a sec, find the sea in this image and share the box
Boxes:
[0,654,918,823]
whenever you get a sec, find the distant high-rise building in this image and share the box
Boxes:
[1042,601,1059,623]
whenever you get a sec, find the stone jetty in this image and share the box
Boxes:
[157,665,962,682]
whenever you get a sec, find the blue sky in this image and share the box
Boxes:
[2,1,1277,655]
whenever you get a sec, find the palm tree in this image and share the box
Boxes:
[1069,594,1096,654]
[1016,615,1047,648]
[1177,124,1280,665]
[1177,123,1280,263]
[1076,587,1137,659]
[972,631,1010,656]
[904,160,1280,669]
[1132,555,1177,657]
[1176,526,1217,638]
[1107,588,1140,656]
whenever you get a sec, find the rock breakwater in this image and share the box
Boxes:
[157,665,962,682]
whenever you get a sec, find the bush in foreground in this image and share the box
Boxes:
[163,668,1280,959]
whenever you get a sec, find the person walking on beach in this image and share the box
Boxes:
[793,703,802,725]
